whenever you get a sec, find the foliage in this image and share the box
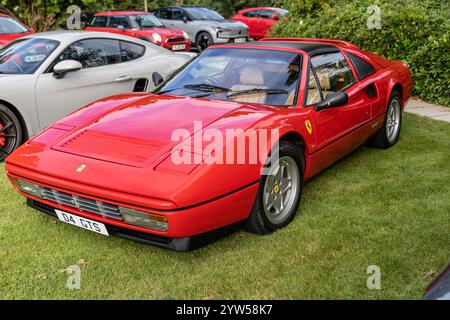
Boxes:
[272,0,450,105]
[0,0,280,30]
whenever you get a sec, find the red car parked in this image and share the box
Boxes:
[0,13,34,48]
[231,7,288,39]
[5,38,413,251]
[86,11,191,52]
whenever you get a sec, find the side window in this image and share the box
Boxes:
[243,11,257,18]
[172,9,186,20]
[108,16,130,29]
[306,67,322,105]
[90,16,107,27]
[120,41,145,62]
[155,9,172,20]
[55,39,121,69]
[257,10,276,19]
[346,52,376,80]
[311,52,356,98]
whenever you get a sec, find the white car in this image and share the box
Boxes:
[0,31,193,161]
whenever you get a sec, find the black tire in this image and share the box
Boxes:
[246,141,305,235]
[0,104,23,162]
[369,91,403,149]
[196,32,213,52]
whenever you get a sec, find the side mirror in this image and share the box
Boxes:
[117,25,126,31]
[152,72,164,86]
[53,60,83,79]
[314,91,348,111]
[182,16,189,23]
[272,15,280,21]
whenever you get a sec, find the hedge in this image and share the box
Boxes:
[272,0,450,106]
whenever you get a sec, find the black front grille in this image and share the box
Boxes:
[39,186,122,220]
[167,37,185,43]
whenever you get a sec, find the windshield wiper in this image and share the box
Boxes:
[184,83,230,93]
[228,88,289,98]
[157,83,230,95]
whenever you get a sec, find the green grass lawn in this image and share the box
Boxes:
[0,113,449,299]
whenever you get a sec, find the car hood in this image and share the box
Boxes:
[51,94,268,168]
[201,20,247,30]
[137,27,184,38]
[7,93,273,208]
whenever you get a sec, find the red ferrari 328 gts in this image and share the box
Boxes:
[5,38,413,251]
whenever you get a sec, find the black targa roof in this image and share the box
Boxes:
[241,41,341,56]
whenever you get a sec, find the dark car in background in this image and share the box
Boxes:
[424,264,450,300]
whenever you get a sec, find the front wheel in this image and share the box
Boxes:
[369,91,402,149]
[0,104,23,162]
[196,32,213,52]
[246,142,304,235]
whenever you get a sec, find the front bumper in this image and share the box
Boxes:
[28,199,244,251]
[213,33,248,44]
[162,39,191,52]
[6,166,258,250]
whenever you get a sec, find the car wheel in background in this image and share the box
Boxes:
[196,32,213,52]
[246,141,304,235]
[0,104,23,162]
[369,91,402,149]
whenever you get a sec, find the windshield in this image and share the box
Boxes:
[130,14,164,28]
[273,8,289,15]
[156,48,302,106]
[184,7,225,21]
[0,38,59,74]
[0,17,29,34]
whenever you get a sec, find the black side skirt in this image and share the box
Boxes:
[27,199,244,252]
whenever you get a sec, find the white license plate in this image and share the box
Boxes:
[234,38,246,43]
[55,210,109,236]
[172,44,186,51]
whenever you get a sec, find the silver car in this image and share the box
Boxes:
[0,31,193,161]
[154,6,249,51]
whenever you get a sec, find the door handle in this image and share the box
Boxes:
[116,75,132,82]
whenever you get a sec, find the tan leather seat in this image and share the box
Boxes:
[229,66,268,104]
[307,71,321,105]
[316,68,333,98]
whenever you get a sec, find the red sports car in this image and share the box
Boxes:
[0,13,34,48]
[86,11,191,52]
[231,7,288,39]
[5,38,413,251]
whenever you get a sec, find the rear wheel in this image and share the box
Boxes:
[246,141,304,235]
[0,104,23,161]
[369,91,402,149]
[196,32,213,52]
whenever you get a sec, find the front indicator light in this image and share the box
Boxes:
[120,207,168,232]
[10,178,43,199]
[152,33,162,44]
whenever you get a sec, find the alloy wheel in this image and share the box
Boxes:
[263,156,300,224]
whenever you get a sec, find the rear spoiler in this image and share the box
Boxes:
[260,38,359,49]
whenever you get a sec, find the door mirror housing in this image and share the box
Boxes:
[53,60,83,79]
[117,25,126,31]
[314,91,348,111]
[182,16,189,23]
[152,72,164,87]
[271,15,280,21]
